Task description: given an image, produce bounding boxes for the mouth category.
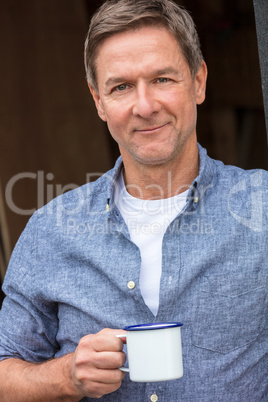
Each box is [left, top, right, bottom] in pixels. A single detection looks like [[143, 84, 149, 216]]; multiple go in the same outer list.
[[135, 123, 169, 134]]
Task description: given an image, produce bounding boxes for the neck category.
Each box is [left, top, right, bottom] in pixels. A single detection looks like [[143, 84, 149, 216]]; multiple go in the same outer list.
[[121, 143, 199, 200]]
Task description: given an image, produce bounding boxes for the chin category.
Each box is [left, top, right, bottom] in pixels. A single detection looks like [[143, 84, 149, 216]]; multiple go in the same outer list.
[[134, 153, 176, 166]]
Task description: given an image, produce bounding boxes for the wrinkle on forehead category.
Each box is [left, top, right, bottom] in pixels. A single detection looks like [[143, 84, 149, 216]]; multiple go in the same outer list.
[[94, 26, 188, 91]]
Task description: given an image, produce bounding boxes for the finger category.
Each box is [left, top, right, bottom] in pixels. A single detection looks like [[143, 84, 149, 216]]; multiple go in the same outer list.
[[93, 351, 126, 370], [92, 368, 125, 384], [98, 329, 127, 347], [81, 332, 125, 353], [76, 366, 125, 389], [95, 336, 124, 352]]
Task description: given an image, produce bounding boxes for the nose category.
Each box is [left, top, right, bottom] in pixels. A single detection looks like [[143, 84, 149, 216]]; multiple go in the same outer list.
[[132, 84, 160, 118]]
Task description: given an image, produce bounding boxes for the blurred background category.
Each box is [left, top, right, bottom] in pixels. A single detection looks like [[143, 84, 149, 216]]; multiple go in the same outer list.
[[0, 0, 267, 301]]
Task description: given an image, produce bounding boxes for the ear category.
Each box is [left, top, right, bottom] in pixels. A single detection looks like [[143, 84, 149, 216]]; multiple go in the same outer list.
[[88, 83, 107, 122], [194, 60, 208, 105]]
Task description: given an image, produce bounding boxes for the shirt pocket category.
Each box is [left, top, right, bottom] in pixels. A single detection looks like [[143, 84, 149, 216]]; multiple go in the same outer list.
[[192, 273, 266, 354]]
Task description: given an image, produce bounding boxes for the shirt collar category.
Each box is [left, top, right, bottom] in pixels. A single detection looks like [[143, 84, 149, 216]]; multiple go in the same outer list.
[[105, 143, 215, 213]]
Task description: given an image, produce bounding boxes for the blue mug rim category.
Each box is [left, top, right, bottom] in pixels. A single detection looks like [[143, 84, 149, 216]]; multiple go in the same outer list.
[[123, 322, 183, 331]]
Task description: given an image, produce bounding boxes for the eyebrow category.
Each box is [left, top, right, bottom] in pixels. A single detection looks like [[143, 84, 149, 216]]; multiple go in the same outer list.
[[153, 67, 179, 76], [104, 77, 127, 89], [104, 67, 179, 89]]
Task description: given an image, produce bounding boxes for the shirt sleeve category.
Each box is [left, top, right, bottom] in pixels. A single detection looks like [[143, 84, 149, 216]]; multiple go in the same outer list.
[[0, 214, 59, 362]]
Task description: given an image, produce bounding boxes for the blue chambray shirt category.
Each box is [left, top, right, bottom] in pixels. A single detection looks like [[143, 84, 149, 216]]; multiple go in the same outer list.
[[0, 144, 267, 401]]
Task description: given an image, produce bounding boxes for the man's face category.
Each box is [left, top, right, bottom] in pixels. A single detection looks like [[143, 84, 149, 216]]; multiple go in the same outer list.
[[90, 26, 207, 167]]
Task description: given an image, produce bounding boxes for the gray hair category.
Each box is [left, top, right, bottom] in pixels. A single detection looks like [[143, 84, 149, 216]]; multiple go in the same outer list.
[[84, 0, 203, 91]]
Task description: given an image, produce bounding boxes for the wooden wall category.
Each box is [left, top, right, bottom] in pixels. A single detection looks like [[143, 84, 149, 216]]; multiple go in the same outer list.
[[0, 0, 116, 253], [183, 0, 268, 168]]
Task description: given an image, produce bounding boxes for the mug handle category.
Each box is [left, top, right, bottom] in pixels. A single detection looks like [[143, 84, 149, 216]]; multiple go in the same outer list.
[[116, 334, 129, 373]]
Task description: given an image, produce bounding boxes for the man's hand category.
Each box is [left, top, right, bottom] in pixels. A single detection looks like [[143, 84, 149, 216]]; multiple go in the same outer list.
[[0, 328, 126, 401], [71, 328, 126, 399]]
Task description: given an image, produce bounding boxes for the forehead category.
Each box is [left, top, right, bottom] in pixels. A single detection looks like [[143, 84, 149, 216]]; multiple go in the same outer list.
[[94, 26, 187, 83], [96, 25, 180, 57]]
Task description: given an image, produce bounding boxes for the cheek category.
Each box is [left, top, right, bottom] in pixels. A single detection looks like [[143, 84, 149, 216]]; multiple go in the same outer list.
[[105, 104, 130, 135], [105, 113, 125, 143], [174, 92, 197, 119]]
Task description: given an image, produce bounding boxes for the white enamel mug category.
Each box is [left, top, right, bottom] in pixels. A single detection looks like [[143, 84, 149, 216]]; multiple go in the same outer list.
[[117, 322, 183, 382]]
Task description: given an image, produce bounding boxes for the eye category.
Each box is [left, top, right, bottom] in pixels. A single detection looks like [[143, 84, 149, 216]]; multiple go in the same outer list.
[[157, 77, 170, 83], [114, 84, 128, 92]]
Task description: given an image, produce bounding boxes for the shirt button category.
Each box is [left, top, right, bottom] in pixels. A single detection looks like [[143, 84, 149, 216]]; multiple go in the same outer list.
[[194, 196, 199, 204], [127, 281, 136, 290], [150, 394, 158, 402]]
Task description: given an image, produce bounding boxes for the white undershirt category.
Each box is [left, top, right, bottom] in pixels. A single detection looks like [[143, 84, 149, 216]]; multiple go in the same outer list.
[[114, 171, 188, 316]]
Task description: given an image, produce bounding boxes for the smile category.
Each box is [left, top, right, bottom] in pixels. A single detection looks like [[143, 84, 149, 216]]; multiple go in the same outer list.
[[135, 123, 169, 134]]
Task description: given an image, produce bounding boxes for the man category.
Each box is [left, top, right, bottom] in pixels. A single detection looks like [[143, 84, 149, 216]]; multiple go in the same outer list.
[[0, 0, 267, 400]]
